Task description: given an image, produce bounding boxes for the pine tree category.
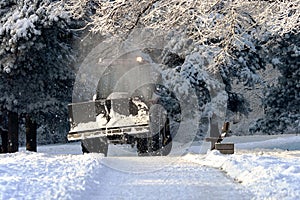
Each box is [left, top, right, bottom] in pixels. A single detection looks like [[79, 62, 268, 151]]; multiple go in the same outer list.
[[0, 0, 80, 151], [252, 33, 300, 134]]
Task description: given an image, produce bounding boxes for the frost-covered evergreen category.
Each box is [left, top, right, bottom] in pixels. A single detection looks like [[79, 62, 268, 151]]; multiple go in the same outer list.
[[252, 33, 300, 134], [0, 0, 79, 144]]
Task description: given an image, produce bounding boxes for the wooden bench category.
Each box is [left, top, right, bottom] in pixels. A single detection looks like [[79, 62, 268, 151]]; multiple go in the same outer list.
[[215, 143, 234, 154], [205, 114, 234, 154]]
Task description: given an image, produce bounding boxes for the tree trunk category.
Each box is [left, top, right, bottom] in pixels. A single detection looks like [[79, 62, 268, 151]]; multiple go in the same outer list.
[[0, 111, 8, 153], [8, 112, 19, 153], [0, 130, 8, 153], [25, 115, 37, 152]]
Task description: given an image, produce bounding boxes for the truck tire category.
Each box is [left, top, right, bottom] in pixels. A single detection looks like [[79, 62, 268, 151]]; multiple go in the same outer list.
[[151, 118, 172, 156], [81, 137, 108, 156], [137, 118, 172, 156]]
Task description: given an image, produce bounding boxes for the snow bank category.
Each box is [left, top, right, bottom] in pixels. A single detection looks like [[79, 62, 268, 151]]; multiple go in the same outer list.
[[208, 151, 299, 199], [0, 152, 103, 199], [185, 135, 300, 199]]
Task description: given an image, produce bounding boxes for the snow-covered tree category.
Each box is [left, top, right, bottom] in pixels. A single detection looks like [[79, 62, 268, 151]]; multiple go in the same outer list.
[[66, 0, 299, 136], [0, 0, 80, 151], [251, 33, 300, 134]]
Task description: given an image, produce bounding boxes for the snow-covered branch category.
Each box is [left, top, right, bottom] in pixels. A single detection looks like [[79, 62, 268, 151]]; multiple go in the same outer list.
[[0, 0, 73, 73]]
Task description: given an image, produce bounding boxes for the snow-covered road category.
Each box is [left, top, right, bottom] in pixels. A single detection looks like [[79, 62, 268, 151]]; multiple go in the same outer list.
[[77, 156, 252, 200], [0, 151, 252, 200]]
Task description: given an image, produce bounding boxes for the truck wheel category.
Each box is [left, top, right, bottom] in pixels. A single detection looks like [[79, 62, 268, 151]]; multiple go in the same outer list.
[[136, 98, 173, 157], [148, 102, 173, 156], [137, 119, 172, 156], [81, 137, 108, 156], [151, 118, 172, 156]]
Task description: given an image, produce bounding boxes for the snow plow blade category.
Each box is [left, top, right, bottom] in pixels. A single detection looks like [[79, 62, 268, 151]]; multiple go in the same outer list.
[[67, 98, 150, 142], [67, 124, 150, 141], [67, 93, 173, 156]]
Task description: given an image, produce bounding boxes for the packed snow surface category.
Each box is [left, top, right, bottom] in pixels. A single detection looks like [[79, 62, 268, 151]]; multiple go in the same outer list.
[[0, 134, 299, 199]]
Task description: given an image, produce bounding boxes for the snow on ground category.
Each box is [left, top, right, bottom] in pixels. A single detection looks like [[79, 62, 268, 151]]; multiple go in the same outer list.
[[0, 134, 299, 199], [0, 151, 103, 199], [80, 156, 252, 200], [187, 134, 300, 200], [185, 150, 300, 199]]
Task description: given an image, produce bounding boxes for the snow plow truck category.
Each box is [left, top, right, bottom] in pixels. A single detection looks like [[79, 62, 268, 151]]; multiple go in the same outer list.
[[67, 53, 180, 156]]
